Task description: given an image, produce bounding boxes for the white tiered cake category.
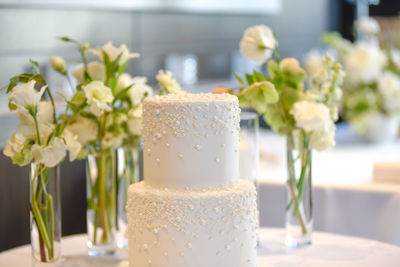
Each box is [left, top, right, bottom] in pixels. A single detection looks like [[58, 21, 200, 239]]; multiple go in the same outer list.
[[127, 93, 258, 267]]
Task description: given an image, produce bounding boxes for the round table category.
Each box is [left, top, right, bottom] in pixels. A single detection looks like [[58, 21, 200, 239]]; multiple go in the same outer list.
[[0, 228, 399, 266]]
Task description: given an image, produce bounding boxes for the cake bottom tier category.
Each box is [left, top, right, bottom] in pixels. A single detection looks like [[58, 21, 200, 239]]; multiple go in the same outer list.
[[126, 179, 258, 267]]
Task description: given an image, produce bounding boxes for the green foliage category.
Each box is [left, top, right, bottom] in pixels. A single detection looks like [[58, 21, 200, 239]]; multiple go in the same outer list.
[[29, 59, 41, 74]]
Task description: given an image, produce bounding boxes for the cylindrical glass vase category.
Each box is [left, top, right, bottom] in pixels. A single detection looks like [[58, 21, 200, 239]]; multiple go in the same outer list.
[[86, 147, 117, 256], [30, 163, 61, 264], [285, 133, 312, 248], [116, 145, 142, 248]]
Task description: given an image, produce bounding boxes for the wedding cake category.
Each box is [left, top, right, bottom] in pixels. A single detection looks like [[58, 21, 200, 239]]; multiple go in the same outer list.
[[126, 93, 258, 267]]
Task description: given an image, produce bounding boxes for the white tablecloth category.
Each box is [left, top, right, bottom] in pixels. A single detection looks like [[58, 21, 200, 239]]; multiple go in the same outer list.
[[0, 228, 399, 267], [257, 126, 400, 245]]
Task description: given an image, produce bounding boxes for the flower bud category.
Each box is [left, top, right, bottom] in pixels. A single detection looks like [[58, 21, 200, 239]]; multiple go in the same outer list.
[[50, 56, 67, 75]]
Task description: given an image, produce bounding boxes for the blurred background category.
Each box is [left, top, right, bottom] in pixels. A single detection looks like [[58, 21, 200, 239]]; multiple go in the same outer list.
[[1, 0, 400, 252]]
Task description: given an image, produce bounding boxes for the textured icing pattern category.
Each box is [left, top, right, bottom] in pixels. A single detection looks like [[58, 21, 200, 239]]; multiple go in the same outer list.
[[127, 180, 258, 267], [143, 93, 240, 189]]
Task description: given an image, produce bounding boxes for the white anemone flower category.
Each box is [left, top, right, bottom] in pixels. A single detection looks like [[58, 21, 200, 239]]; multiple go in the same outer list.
[[82, 81, 113, 116], [239, 24, 277, 65]]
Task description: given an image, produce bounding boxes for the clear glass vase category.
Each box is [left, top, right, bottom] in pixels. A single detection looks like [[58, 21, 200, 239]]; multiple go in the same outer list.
[[285, 133, 312, 248], [116, 145, 142, 249], [86, 147, 117, 256], [30, 163, 61, 264]]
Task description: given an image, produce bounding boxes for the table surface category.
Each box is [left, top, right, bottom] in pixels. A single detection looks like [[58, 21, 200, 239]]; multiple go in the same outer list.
[[1, 228, 399, 267]]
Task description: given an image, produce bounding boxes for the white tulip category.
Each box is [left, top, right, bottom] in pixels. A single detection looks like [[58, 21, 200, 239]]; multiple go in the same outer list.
[[127, 106, 142, 135], [355, 17, 380, 36], [31, 137, 66, 167], [90, 42, 140, 65], [8, 81, 46, 111], [343, 41, 387, 84], [82, 81, 113, 116], [71, 61, 106, 84], [61, 130, 82, 161], [156, 70, 185, 95], [66, 116, 98, 145], [3, 132, 26, 159], [239, 24, 277, 65], [129, 77, 153, 106], [290, 100, 331, 132]]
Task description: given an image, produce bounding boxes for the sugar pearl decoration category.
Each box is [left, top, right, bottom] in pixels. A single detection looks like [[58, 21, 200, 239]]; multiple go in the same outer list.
[[194, 144, 201, 151], [185, 243, 192, 249]]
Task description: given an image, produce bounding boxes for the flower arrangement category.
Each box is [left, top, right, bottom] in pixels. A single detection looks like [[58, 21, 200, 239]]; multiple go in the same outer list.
[[2, 60, 81, 262], [219, 24, 344, 245], [322, 17, 400, 138]]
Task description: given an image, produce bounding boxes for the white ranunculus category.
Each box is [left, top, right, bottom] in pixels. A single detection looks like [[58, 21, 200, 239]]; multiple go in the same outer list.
[[32, 137, 66, 167], [50, 56, 67, 75], [290, 100, 331, 132], [3, 132, 26, 159], [129, 77, 153, 106], [390, 49, 400, 69], [61, 130, 81, 162], [66, 116, 98, 145], [239, 24, 277, 65], [82, 81, 113, 116], [303, 50, 325, 78], [156, 70, 185, 95], [90, 42, 140, 65], [355, 17, 380, 36], [343, 41, 387, 84], [71, 61, 106, 84], [309, 121, 336, 151], [9, 81, 46, 111], [127, 106, 142, 135], [115, 73, 133, 93]]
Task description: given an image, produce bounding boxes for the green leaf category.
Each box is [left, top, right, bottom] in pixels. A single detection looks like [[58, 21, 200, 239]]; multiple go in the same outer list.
[[259, 81, 279, 103], [267, 60, 280, 79], [253, 70, 265, 82], [263, 106, 286, 135], [234, 73, 245, 86], [245, 73, 254, 85], [29, 59, 41, 74]]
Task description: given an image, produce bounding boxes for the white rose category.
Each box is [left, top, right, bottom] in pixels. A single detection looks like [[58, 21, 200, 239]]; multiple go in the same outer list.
[[8, 80, 46, 111], [71, 61, 106, 84], [3, 132, 26, 159], [355, 17, 380, 36], [31, 137, 66, 167], [303, 49, 325, 78], [309, 121, 336, 151], [129, 77, 153, 106], [156, 70, 185, 95], [82, 81, 113, 116], [90, 42, 140, 65], [239, 24, 277, 65], [61, 130, 81, 162], [343, 41, 387, 84], [127, 106, 142, 135], [290, 100, 331, 132], [50, 56, 67, 75], [66, 116, 98, 145]]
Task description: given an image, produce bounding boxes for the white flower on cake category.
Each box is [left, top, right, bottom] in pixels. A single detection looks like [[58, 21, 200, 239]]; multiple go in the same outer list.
[[309, 122, 336, 151], [50, 56, 67, 75], [8, 81, 46, 111], [3, 132, 26, 159], [129, 77, 153, 106], [31, 137, 66, 168], [72, 62, 106, 84], [303, 49, 325, 78], [156, 70, 185, 95], [239, 24, 277, 65], [82, 81, 113, 116], [90, 42, 140, 65], [290, 100, 331, 132], [355, 17, 380, 36], [61, 130, 82, 161], [66, 116, 98, 144], [343, 41, 387, 84]]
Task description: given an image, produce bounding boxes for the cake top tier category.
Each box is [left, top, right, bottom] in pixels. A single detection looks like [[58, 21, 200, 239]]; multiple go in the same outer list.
[[143, 93, 240, 189]]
